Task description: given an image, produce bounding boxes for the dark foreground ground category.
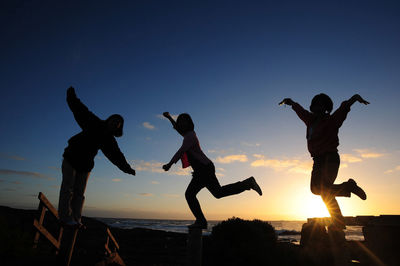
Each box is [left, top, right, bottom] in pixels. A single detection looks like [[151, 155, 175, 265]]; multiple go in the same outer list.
[[0, 205, 319, 266]]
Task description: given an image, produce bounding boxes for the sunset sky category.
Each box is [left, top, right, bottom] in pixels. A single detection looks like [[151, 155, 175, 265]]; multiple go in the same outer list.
[[1, 0, 399, 221]]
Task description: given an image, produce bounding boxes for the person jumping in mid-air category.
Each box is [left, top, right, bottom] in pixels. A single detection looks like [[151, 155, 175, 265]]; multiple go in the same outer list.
[[162, 112, 262, 229], [58, 87, 136, 227], [280, 93, 369, 229]]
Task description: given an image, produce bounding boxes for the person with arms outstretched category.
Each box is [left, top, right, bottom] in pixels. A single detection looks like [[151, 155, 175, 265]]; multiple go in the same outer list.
[[280, 93, 369, 229], [58, 87, 136, 226], [162, 112, 262, 229]]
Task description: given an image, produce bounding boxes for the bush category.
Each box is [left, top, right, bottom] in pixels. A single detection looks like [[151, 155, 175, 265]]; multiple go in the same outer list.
[[204, 217, 277, 266]]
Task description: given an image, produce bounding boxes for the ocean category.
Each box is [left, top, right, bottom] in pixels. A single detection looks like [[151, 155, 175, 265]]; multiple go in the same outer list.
[[96, 218, 365, 245]]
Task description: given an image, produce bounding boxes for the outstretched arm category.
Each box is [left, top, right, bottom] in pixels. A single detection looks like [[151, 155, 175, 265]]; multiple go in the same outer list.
[[279, 98, 312, 126], [162, 133, 193, 171], [163, 112, 184, 136], [163, 112, 177, 127], [332, 94, 369, 127], [279, 98, 295, 106], [66, 86, 100, 130], [346, 94, 370, 107], [101, 138, 136, 176]]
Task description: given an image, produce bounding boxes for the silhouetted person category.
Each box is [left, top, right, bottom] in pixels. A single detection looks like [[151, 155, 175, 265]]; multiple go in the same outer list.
[[280, 93, 369, 229], [162, 112, 262, 229], [58, 87, 135, 226]]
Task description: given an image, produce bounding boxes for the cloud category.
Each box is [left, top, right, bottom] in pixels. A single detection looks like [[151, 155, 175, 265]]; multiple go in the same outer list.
[[241, 142, 261, 147], [12, 181, 22, 184], [135, 160, 164, 173], [112, 178, 122, 182], [138, 193, 153, 197], [215, 167, 226, 177], [163, 193, 180, 198], [384, 165, 400, 174], [151, 181, 160, 185], [48, 166, 60, 171], [250, 154, 312, 174], [215, 154, 248, 164], [134, 160, 191, 176], [354, 149, 385, 159], [170, 168, 191, 176], [0, 169, 55, 180], [0, 153, 25, 161], [341, 154, 362, 163], [207, 149, 232, 155], [142, 122, 156, 130]]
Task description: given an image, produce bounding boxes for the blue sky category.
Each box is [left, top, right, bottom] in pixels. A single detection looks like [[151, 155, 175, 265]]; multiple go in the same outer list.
[[1, 0, 399, 220]]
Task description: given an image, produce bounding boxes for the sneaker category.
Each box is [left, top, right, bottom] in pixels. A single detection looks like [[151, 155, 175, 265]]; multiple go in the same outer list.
[[248, 176, 262, 196], [348, 179, 367, 200], [188, 220, 208, 229]]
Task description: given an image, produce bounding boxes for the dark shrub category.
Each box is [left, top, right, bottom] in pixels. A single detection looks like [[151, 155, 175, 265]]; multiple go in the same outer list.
[[204, 217, 277, 266]]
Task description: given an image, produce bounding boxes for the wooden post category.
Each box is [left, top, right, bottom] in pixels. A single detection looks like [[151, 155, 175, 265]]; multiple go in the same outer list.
[[33, 192, 64, 253], [327, 226, 351, 266], [33, 202, 46, 248], [103, 228, 126, 266], [58, 225, 81, 266], [66, 228, 79, 266], [187, 228, 202, 266]]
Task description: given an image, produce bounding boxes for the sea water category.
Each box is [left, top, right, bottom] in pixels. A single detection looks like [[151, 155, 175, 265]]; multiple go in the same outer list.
[[96, 218, 364, 244]]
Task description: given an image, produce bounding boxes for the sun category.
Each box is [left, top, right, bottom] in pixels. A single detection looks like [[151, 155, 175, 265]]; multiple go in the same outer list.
[[303, 196, 330, 218]]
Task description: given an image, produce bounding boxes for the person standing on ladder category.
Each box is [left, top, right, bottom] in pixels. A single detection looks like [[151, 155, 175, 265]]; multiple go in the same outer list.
[[58, 86, 136, 227]]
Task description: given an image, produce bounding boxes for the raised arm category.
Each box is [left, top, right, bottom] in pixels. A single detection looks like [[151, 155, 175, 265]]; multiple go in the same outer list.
[[101, 138, 136, 175], [345, 94, 370, 107], [279, 98, 312, 126], [66, 87, 100, 130], [332, 94, 369, 127], [163, 112, 184, 136]]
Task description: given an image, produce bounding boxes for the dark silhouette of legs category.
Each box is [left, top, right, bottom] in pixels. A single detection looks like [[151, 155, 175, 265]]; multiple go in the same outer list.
[[71, 171, 90, 223], [185, 176, 207, 224], [185, 164, 261, 228], [311, 152, 349, 228], [206, 176, 255, 198], [58, 159, 90, 225]]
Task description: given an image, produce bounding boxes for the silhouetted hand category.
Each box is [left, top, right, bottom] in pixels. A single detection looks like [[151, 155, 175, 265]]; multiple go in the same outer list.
[[67, 86, 76, 98], [163, 112, 171, 118], [162, 163, 172, 171], [355, 94, 369, 105], [279, 98, 294, 106], [126, 168, 136, 176]]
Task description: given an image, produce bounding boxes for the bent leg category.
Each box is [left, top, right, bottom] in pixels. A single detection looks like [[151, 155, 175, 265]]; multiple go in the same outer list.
[[207, 175, 252, 199], [58, 160, 76, 221], [71, 171, 90, 223], [185, 176, 207, 222], [311, 153, 346, 228]]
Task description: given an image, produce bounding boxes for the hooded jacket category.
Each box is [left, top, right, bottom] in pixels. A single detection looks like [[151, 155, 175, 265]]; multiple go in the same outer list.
[[63, 91, 133, 173]]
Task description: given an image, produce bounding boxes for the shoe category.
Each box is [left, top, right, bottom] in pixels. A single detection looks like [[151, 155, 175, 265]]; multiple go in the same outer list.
[[348, 179, 367, 200], [188, 220, 207, 229], [248, 176, 262, 196]]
